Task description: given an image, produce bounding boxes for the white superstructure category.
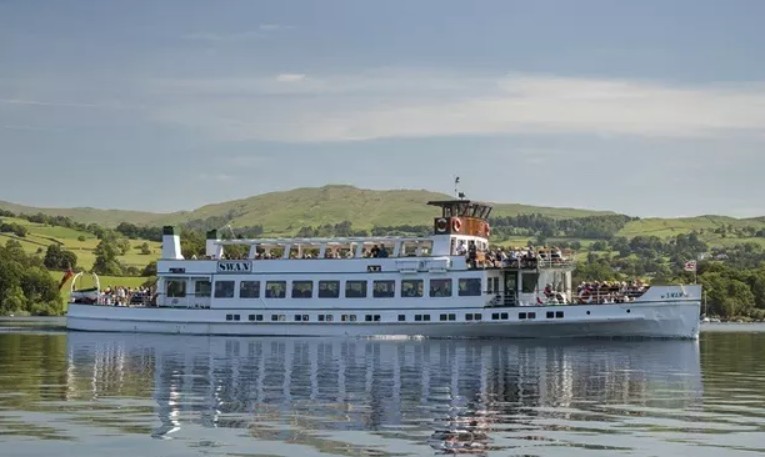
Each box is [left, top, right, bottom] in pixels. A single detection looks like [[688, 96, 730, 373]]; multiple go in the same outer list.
[[66, 200, 701, 338]]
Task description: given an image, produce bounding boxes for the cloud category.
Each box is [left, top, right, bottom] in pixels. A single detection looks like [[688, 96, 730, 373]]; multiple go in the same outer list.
[[143, 70, 765, 143], [0, 98, 103, 108], [258, 24, 294, 32], [275, 73, 306, 83], [2, 124, 62, 132], [182, 24, 294, 42]]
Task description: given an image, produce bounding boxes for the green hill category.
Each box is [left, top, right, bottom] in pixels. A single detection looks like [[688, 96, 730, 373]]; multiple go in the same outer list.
[[0, 185, 611, 232], [1, 185, 763, 248]]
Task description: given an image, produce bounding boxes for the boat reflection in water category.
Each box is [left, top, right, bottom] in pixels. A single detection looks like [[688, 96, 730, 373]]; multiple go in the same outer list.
[[65, 334, 702, 455]]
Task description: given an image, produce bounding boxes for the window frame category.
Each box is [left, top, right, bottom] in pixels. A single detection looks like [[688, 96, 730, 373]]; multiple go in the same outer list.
[[458, 278, 482, 297], [318, 280, 340, 298], [291, 280, 314, 299], [265, 281, 287, 299], [401, 279, 424, 298], [429, 278, 453, 298], [214, 280, 235, 298], [239, 280, 260, 299], [373, 280, 395, 298], [345, 280, 367, 298]]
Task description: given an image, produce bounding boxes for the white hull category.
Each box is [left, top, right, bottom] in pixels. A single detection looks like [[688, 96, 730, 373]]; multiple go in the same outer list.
[[67, 300, 701, 339]]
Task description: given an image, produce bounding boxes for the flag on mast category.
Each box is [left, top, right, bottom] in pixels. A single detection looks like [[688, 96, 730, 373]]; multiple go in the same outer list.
[[58, 265, 74, 290], [684, 260, 697, 272]]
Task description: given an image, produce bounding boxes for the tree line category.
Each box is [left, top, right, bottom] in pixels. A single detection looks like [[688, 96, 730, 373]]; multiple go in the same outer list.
[[1, 208, 764, 319]]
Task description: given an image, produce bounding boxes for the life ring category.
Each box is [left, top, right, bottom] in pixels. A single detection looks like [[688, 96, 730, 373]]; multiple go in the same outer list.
[[578, 290, 591, 304], [452, 218, 462, 232], [436, 218, 448, 233]]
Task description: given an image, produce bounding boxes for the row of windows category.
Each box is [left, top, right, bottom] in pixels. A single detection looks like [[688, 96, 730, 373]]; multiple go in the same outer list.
[[225, 310, 566, 323], [182, 278, 483, 299]]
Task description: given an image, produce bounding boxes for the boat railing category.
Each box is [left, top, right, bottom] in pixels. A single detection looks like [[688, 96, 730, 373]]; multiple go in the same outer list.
[[468, 257, 576, 270], [486, 287, 648, 307], [573, 287, 648, 305], [73, 292, 213, 309]]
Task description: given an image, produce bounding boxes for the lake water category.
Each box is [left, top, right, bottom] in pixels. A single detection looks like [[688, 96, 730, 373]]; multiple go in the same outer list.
[[1, 321, 764, 457]]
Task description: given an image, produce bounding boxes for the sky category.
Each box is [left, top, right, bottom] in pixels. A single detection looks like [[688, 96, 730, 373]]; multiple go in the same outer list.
[[1, 0, 764, 218]]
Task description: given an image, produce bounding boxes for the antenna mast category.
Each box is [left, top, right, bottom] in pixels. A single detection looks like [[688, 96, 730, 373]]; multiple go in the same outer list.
[[454, 176, 465, 200]]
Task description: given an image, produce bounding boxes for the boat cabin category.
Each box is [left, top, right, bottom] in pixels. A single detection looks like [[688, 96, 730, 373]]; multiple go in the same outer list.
[[428, 200, 492, 238]]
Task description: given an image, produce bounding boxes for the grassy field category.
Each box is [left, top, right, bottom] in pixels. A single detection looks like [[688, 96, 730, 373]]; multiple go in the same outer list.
[[0, 216, 160, 270]]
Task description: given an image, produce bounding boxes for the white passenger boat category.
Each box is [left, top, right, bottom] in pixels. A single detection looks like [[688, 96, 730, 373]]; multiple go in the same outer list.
[[66, 200, 702, 338]]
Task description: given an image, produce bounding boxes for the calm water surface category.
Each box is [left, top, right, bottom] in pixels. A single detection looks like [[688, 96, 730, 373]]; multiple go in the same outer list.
[[1, 321, 764, 457]]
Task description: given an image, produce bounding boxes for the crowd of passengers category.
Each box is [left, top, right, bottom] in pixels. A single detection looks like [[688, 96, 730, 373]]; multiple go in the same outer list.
[[90, 286, 155, 306], [196, 244, 400, 260], [575, 280, 648, 304], [456, 240, 567, 269]]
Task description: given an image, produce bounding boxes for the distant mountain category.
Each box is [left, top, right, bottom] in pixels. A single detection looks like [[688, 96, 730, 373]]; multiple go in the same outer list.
[[0, 185, 613, 232], [1, 185, 763, 240]]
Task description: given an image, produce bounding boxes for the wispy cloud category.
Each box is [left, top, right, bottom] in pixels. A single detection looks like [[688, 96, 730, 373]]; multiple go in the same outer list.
[[198, 172, 235, 182], [275, 73, 306, 83], [0, 97, 136, 110], [144, 70, 765, 143], [2, 124, 62, 132], [182, 24, 294, 42], [0, 98, 102, 108]]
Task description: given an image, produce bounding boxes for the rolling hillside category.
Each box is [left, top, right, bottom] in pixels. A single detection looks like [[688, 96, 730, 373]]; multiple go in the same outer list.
[[1, 185, 612, 232], [0, 216, 160, 271], [1, 185, 763, 246]]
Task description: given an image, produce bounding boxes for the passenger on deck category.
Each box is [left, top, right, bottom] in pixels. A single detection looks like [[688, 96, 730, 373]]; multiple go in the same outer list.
[[467, 241, 477, 268], [370, 244, 380, 258], [456, 240, 467, 256], [378, 245, 389, 258]]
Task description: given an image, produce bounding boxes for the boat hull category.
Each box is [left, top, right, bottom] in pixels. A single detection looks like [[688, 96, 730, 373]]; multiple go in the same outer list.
[[66, 300, 701, 339]]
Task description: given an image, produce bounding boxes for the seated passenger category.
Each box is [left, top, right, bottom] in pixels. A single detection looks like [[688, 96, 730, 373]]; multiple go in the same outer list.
[[378, 245, 389, 258], [370, 244, 380, 258]]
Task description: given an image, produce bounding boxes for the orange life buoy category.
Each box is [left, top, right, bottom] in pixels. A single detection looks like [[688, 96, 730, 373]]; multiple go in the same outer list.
[[452, 218, 462, 232], [436, 218, 448, 233]]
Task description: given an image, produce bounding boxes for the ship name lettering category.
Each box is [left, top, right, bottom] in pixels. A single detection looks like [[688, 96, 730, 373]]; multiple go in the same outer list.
[[217, 261, 252, 273]]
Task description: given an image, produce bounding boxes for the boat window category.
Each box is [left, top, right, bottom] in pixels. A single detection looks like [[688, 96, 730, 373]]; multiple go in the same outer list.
[[429, 279, 452, 298], [505, 274, 517, 292], [401, 279, 423, 298], [167, 280, 186, 298], [458, 278, 482, 296], [398, 314, 406, 321], [265, 281, 287, 299], [214, 281, 235, 298], [291, 281, 313, 298], [194, 280, 211, 298], [521, 273, 539, 294], [345, 281, 367, 298], [373, 280, 395, 298], [318, 280, 340, 298], [239, 281, 260, 298]]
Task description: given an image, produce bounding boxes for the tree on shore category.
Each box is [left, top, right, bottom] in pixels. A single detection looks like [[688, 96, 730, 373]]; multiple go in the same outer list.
[[0, 240, 62, 316], [43, 244, 78, 270]]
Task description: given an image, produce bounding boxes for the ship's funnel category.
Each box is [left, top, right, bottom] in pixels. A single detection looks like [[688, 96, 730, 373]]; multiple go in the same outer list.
[[161, 226, 184, 260]]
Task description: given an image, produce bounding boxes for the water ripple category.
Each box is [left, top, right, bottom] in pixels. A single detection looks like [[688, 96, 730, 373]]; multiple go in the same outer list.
[[0, 327, 764, 456]]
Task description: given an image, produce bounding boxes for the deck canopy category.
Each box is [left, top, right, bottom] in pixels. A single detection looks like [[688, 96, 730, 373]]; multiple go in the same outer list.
[[427, 200, 493, 220]]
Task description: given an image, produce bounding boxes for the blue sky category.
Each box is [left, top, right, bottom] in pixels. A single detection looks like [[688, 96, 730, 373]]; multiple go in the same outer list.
[[1, 0, 764, 217]]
